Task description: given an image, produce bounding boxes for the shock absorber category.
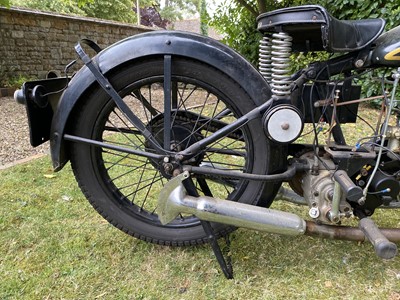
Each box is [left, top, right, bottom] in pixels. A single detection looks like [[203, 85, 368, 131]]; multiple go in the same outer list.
[[270, 32, 293, 97], [260, 32, 303, 144], [259, 32, 293, 97], [259, 35, 273, 82]]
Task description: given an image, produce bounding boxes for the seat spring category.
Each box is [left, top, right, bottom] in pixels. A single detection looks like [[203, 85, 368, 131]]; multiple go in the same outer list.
[[270, 32, 293, 97], [259, 35, 273, 82]]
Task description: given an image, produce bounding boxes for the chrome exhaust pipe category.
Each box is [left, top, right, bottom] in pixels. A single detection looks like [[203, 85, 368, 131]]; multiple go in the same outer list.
[[157, 172, 306, 236]]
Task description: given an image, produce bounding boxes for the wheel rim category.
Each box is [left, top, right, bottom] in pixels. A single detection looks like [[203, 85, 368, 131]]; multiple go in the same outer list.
[[89, 75, 254, 228]]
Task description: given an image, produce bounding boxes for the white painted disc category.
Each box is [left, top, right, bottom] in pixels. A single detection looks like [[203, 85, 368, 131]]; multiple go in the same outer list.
[[265, 106, 303, 143]]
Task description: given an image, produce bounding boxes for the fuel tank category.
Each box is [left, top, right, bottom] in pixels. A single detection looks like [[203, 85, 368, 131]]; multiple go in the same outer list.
[[371, 25, 400, 67]]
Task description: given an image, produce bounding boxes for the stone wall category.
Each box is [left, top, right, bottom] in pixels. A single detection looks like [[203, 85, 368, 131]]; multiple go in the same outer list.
[[0, 7, 154, 82]]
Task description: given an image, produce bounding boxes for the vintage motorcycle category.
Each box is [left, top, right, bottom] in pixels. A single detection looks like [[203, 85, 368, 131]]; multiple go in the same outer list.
[[15, 5, 400, 278]]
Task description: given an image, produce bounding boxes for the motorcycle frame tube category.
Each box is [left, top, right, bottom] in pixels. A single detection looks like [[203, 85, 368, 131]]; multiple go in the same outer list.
[[49, 31, 274, 171], [67, 42, 282, 171], [49, 31, 376, 172], [75, 43, 276, 161]]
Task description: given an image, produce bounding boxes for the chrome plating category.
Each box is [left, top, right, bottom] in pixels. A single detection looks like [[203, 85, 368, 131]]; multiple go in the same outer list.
[[271, 32, 293, 97], [157, 172, 306, 236], [259, 35, 273, 82]]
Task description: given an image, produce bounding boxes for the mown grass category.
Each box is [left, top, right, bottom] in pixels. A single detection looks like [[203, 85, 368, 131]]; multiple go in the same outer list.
[[2, 158, 400, 299], [1, 104, 400, 299]]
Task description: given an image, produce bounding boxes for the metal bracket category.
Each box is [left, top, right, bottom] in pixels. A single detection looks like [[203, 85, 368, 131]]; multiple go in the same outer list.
[[74, 40, 165, 154], [157, 171, 234, 279]]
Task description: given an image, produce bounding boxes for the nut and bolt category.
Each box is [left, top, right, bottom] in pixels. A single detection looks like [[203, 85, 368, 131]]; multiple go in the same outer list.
[[355, 59, 364, 68], [309, 206, 320, 218], [163, 163, 173, 173], [360, 168, 369, 176]]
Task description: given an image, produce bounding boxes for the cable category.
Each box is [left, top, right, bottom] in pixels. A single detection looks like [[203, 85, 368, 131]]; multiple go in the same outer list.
[[308, 64, 332, 171], [361, 141, 400, 161]]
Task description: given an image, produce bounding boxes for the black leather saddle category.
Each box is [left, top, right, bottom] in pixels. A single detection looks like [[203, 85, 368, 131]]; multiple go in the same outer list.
[[257, 5, 385, 53]]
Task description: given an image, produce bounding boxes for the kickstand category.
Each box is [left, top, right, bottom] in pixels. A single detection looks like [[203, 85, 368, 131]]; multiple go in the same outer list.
[[201, 220, 234, 279]]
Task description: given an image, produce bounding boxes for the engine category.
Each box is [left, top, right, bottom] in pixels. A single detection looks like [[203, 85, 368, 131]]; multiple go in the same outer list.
[[291, 151, 352, 223], [291, 148, 400, 224]]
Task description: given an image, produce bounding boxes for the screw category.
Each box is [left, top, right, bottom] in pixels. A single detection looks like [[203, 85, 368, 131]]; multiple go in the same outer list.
[[309, 207, 320, 218]]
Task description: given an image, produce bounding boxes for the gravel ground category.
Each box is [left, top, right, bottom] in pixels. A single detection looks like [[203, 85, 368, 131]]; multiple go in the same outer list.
[[0, 97, 49, 168]]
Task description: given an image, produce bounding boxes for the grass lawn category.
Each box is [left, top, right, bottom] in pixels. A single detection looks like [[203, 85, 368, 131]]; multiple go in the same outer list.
[[1, 104, 400, 299]]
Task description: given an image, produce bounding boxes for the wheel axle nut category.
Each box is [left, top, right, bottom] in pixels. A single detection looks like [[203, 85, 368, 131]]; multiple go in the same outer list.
[[164, 163, 173, 173]]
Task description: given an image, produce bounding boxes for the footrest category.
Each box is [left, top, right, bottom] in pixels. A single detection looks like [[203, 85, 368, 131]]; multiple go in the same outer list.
[[359, 218, 398, 259]]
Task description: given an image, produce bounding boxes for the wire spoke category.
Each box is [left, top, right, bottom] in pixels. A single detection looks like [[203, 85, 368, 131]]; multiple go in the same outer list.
[[96, 74, 250, 227], [140, 170, 160, 210], [102, 149, 150, 165], [131, 89, 159, 117]]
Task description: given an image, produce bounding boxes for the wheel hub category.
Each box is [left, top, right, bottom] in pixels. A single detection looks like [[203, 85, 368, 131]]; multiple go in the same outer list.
[[145, 112, 205, 177]]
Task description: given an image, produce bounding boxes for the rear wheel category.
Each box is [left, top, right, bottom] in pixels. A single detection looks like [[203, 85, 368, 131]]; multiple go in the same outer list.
[[69, 57, 279, 245]]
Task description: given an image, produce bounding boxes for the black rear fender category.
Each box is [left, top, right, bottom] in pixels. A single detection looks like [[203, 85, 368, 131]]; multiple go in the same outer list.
[[51, 31, 272, 170]]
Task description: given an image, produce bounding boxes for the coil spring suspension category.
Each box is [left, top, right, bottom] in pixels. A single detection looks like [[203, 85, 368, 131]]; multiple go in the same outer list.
[[259, 35, 273, 82], [259, 32, 293, 97]]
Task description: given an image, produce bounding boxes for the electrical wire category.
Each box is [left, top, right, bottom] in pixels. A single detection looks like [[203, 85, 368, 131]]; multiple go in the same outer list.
[[361, 141, 400, 161], [362, 69, 400, 199], [343, 105, 376, 133], [308, 64, 332, 171]]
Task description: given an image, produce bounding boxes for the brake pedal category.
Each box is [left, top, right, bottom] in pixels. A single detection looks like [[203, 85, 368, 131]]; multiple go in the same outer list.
[[359, 217, 398, 259]]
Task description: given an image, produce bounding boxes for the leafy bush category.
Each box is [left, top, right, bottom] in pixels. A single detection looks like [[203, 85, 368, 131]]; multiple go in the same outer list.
[[0, 75, 35, 88], [211, 0, 400, 104], [211, 3, 261, 65], [324, 0, 400, 104]]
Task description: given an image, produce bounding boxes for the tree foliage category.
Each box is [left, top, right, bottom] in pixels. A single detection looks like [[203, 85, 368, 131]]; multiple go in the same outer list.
[[212, 0, 400, 101], [212, 0, 400, 62], [322, 0, 400, 99], [211, 3, 260, 63], [0, 0, 10, 7], [9, 0, 201, 25], [138, 6, 170, 28], [81, 0, 137, 23], [211, 0, 303, 64], [11, 0, 86, 15], [324, 0, 400, 30], [161, 0, 199, 21], [199, 0, 208, 35]]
